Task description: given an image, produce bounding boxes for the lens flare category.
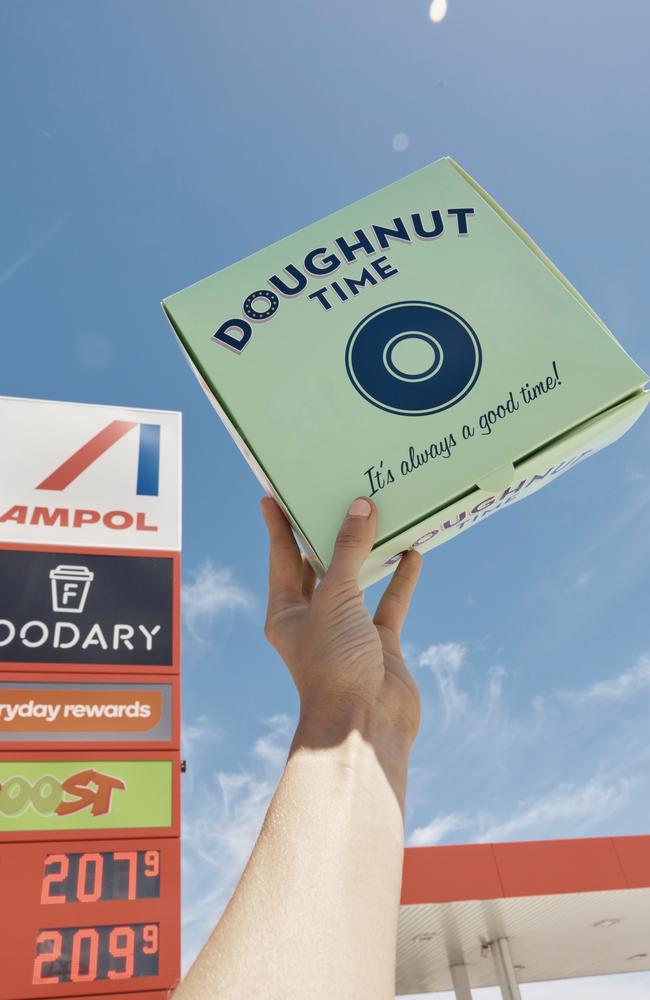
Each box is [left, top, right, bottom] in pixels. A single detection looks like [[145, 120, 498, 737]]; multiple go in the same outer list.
[[429, 0, 448, 23]]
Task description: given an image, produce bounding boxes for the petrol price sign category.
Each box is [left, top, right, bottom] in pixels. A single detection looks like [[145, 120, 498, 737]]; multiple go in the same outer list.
[[0, 398, 182, 999], [0, 837, 180, 999], [34, 923, 161, 985]]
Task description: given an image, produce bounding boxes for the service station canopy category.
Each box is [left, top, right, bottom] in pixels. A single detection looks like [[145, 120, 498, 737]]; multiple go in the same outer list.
[[397, 835, 650, 995]]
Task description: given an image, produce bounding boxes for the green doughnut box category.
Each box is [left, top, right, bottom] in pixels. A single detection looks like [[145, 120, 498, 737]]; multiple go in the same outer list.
[[163, 157, 648, 589]]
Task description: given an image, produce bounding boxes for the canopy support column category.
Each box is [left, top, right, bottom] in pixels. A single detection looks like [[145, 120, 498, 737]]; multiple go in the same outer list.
[[450, 962, 473, 999], [491, 937, 522, 1000]]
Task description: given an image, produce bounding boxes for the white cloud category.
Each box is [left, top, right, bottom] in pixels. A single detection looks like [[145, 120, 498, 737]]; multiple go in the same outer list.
[[578, 655, 650, 702], [406, 775, 633, 849], [182, 714, 222, 760], [476, 777, 633, 844], [402, 640, 419, 665], [538, 479, 650, 642], [406, 641, 650, 857], [575, 570, 592, 589], [252, 713, 293, 769], [408, 812, 466, 847], [419, 642, 466, 672], [417, 642, 468, 718], [182, 560, 253, 640], [181, 713, 293, 968], [486, 664, 507, 711], [532, 653, 650, 714], [531, 693, 546, 713]]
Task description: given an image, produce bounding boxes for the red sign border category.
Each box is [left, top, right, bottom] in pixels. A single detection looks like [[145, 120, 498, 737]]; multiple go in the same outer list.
[[0, 670, 180, 752], [66, 994, 173, 1000], [0, 543, 180, 675], [0, 750, 182, 844], [0, 836, 180, 1000]]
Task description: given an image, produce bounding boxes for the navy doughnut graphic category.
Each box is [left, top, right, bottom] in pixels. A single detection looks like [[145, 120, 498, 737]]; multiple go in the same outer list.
[[345, 301, 482, 415], [244, 289, 279, 321]]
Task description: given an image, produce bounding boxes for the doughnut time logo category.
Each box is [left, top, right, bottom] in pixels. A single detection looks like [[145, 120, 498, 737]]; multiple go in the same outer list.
[[345, 302, 482, 416], [210, 207, 476, 353]]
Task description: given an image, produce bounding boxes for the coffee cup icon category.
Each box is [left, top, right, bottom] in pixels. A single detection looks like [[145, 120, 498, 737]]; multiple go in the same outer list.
[[50, 565, 94, 614]]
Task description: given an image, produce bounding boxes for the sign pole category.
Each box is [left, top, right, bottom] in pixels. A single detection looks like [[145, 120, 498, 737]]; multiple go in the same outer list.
[[0, 396, 182, 1000]]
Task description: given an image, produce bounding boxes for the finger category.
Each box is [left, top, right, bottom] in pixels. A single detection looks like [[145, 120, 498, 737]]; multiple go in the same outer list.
[[260, 497, 304, 605], [373, 549, 422, 638], [301, 557, 318, 602], [326, 497, 377, 585]]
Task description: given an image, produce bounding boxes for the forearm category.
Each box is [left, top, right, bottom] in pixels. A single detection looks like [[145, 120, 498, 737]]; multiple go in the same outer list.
[[175, 710, 410, 1000]]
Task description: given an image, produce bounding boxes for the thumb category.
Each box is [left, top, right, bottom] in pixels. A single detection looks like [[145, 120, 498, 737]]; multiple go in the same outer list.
[[326, 497, 377, 585]]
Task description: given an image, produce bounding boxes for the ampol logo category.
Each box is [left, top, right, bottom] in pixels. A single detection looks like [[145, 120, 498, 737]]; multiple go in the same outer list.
[[0, 398, 180, 549], [37, 420, 161, 497]]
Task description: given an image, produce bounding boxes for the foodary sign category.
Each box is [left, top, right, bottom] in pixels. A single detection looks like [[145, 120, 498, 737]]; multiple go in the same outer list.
[[0, 397, 181, 550], [0, 548, 176, 670]]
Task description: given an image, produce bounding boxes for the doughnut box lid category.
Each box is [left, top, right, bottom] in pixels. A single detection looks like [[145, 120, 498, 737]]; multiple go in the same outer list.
[[162, 157, 648, 589]]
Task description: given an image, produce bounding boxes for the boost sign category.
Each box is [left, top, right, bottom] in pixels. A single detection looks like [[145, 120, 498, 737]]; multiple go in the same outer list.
[[0, 547, 178, 671], [0, 757, 175, 836]]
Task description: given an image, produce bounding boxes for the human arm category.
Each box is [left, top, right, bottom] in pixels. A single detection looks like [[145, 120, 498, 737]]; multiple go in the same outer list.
[[173, 496, 422, 1000]]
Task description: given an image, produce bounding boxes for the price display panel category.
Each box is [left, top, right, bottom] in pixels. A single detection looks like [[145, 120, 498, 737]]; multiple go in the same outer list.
[[0, 838, 180, 999]]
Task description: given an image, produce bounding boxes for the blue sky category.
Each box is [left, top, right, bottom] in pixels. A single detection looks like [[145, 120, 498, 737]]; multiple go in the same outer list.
[[3, 1, 650, 995]]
